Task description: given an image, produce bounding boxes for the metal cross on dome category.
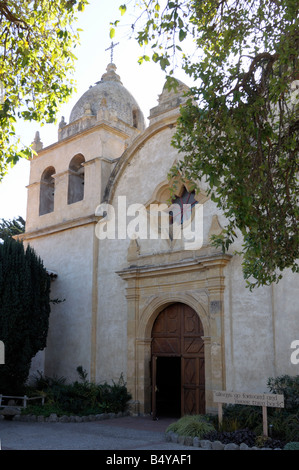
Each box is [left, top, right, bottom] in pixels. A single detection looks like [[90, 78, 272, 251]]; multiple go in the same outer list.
[[105, 41, 119, 63]]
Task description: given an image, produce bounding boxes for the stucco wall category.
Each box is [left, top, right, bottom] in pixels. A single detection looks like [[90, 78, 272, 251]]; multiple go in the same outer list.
[[26, 224, 95, 383]]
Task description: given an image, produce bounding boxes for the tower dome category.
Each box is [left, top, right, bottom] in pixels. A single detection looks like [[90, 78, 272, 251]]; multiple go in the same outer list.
[[68, 63, 145, 132]]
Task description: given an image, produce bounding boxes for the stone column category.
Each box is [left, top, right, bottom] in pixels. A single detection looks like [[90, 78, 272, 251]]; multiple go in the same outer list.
[[204, 256, 231, 410], [52, 170, 68, 214], [25, 181, 40, 231], [122, 271, 140, 407], [136, 338, 152, 414], [82, 157, 103, 209]]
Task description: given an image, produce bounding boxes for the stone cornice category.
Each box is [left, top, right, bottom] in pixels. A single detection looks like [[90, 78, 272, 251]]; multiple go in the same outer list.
[[117, 252, 232, 280], [32, 121, 133, 159], [17, 214, 99, 241]]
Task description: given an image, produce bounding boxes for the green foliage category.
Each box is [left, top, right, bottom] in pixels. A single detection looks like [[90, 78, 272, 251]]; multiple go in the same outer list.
[[76, 365, 88, 382], [0, 238, 51, 394], [282, 413, 299, 442], [284, 442, 299, 450], [0, 216, 25, 241], [29, 370, 66, 390], [267, 375, 299, 412], [166, 376, 299, 445], [97, 375, 132, 414], [166, 414, 215, 438], [24, 369, 132, 416], [218, 416, 241, 433], [0, 0, 88, 179], [221, 376, 299, 443], [114, 0, 299, 289], [255, 434, 270, 448], [223, 404, 262, 432]]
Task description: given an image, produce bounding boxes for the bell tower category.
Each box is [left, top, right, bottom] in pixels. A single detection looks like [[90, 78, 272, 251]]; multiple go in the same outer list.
[[22, 63, 145, 382], [25, 63, 145, 234]]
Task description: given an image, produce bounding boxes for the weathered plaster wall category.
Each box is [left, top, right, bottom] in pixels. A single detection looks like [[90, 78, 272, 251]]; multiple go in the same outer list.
[[26, 224, 95, 383], [272, 273, 299, 376]]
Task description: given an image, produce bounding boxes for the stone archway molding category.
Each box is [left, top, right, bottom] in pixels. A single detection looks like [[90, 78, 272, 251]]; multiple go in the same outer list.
[[134, 294, 212, 415], [137, 292, 209, 341], [118, 252, 231, 415]]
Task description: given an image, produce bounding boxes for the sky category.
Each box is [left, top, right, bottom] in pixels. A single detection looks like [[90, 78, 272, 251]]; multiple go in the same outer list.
[[0, 0, 194, 222]]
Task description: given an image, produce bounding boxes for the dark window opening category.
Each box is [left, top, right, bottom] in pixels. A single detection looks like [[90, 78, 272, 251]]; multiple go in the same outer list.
[[68, 154, 85, 204], [39, 166, 55, 215], [169, 188, 198, 225]]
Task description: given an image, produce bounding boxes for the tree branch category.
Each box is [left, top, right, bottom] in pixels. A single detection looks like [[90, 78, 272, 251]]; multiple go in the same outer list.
[[0, 1, 29, 29], [226, 52, 279, 97]]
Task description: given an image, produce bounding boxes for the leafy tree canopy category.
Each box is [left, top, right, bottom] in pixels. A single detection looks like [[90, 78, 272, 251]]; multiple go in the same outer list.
[[0, 0, 88, 180], [112, 0, 299, 289], [0, 215, 25, 241]]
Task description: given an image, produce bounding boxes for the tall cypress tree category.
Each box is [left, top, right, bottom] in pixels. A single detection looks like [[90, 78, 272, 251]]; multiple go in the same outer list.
[[0, 238, 51, 394]]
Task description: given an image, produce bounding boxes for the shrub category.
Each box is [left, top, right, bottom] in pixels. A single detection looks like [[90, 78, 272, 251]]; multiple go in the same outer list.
[[219, 417, 241, 432], [284, 442, 299, 450], [98, 376, 132, 413], [202, 428, 285, 449], [166, 415, 215, 438], [0, 239, 51, 394], [282, 413, 299, 442], [23, 368, 131, 417], [29, 371, 67, 390], [222, 404, 262, 432], [262, 438, 285, 449], [204, 428, 257, 447], [267, 375, 299, 412], [255, 434, 270, 448]]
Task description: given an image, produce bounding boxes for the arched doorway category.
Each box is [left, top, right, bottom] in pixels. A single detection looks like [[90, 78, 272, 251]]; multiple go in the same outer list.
[[151, 303, 205, 419]]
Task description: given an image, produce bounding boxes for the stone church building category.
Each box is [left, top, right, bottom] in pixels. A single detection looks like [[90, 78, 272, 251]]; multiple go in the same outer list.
[[21, 62, 298, 418]]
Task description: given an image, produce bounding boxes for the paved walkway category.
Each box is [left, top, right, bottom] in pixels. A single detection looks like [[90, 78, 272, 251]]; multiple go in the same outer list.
[[0, 415, 204, 451]]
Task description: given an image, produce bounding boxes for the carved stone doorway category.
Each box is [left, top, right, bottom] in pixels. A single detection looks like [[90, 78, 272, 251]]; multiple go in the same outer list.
[[151, 303, 205, 419]]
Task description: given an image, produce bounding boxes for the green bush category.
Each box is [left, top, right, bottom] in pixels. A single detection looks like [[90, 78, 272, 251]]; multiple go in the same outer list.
[[282, 413, 299, 442], [219, 376, 299, 443], [23, 368, 131, 417], [221, 403, 299, 442], [165, 376, 299, 445], [284, 442, 299, 450], [166, 415, 215, 438], [222, 404, 262, 432], [267, 375, 299, 412], [98, 378, 132, 413], [0, 239, 51, 394]]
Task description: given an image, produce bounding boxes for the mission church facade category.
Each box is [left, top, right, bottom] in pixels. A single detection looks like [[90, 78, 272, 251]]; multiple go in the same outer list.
[[21, 61, 298, 417]]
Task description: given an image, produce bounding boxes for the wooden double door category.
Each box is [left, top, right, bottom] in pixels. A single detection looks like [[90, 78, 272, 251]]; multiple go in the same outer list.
[[151, 303, 205, 419]]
